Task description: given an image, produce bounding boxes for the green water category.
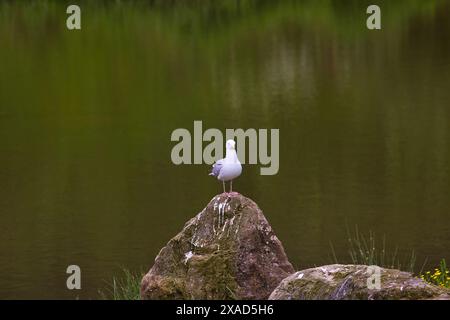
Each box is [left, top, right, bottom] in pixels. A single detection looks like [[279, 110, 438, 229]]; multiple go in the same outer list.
[[0, 0, 449, 299]]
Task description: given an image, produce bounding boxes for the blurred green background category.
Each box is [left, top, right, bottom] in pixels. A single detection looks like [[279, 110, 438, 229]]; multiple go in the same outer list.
[[0, 0, 449, 298]]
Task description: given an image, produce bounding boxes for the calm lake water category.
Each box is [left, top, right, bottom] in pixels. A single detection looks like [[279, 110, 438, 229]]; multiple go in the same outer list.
[[0, 1, 449, 299]]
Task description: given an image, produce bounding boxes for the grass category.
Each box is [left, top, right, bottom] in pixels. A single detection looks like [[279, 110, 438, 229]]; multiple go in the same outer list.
[[330, 225, 418, 274], [329, 226, 450, 291], [420, 259, 450, 288], [99, 268, 145, 300]]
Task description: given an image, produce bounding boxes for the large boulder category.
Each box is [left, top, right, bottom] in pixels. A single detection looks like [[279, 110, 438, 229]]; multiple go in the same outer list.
[[269, 264, 450, 300], [141, 192, 294, 300]]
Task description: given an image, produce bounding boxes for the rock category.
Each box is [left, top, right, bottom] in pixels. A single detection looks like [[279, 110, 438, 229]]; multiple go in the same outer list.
[[269, 264, 450, 300], [141, 192, 294, 300]]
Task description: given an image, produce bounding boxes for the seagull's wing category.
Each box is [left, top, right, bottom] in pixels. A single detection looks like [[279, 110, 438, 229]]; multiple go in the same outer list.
[[209, 159, 224, 177]]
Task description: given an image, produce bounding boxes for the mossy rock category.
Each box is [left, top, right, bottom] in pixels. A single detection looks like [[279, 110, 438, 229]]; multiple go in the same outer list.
[[269, 264, 450, 300], [141, 192, 294, 300]]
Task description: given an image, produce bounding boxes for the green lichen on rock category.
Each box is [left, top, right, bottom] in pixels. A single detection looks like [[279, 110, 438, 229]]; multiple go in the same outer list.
[[141, 192, 294, 300], [186, 249, 238, 299], [269, 264, 450, 300]]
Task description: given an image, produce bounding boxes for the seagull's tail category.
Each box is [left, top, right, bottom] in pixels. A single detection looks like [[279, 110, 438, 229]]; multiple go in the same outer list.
[[209, 161, 222, 178]]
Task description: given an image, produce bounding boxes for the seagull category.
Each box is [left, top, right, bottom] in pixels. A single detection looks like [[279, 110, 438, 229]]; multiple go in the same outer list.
[[209, 139, 242, 193]]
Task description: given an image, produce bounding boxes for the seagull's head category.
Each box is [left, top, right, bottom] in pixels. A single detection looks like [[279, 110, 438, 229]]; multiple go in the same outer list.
[[226, 139, 236, 150]]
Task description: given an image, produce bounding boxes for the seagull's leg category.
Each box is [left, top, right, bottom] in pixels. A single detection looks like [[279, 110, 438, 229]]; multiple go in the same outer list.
[[222, 181, 226, 193], [230, 180, 233, 193]]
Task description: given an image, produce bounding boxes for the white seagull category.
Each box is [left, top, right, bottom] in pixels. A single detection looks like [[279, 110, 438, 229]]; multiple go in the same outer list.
[[209, 139, 242, 193]]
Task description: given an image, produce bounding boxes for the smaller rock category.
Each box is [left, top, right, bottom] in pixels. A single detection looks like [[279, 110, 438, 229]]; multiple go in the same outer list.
[[269, 264, 450, 300]]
